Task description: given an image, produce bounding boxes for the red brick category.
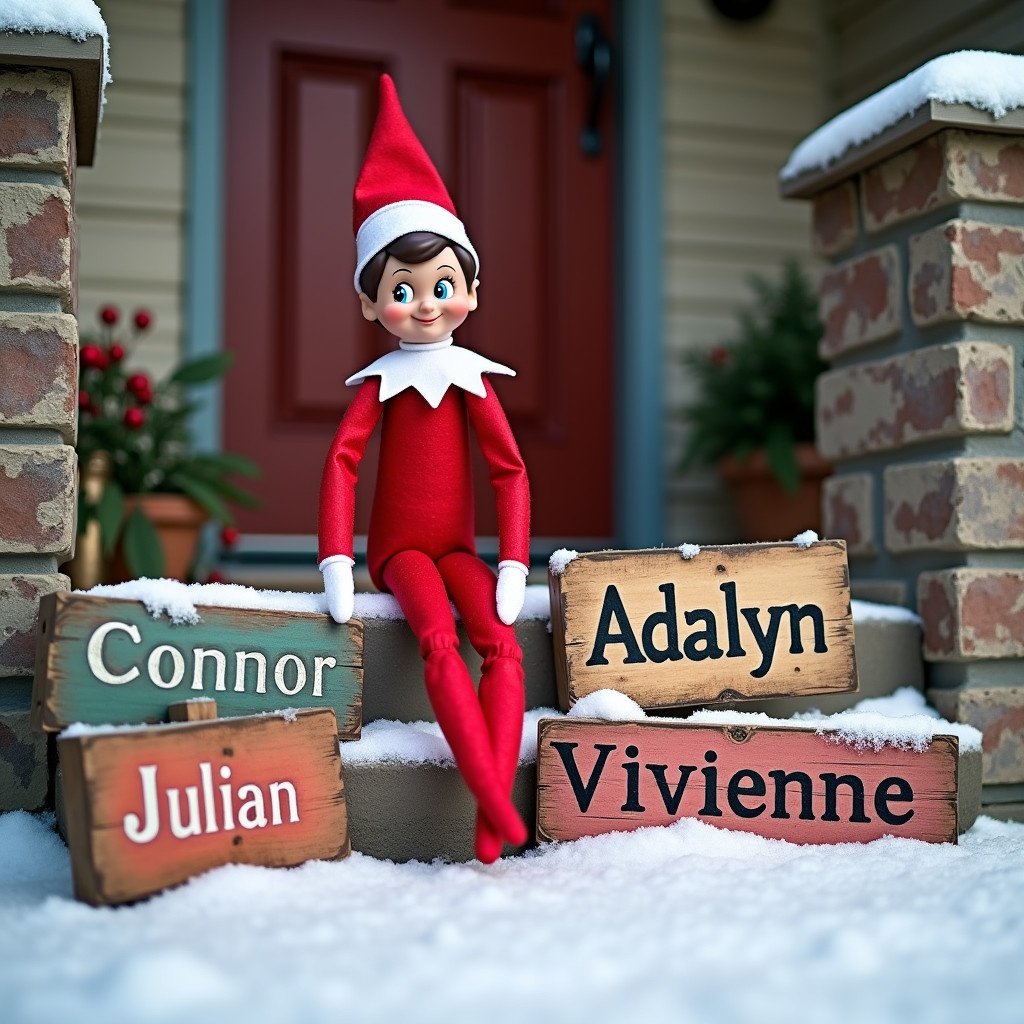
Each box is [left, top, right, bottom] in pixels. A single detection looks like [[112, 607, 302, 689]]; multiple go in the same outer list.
[[861, 131, 1024, 233], [884, 458, 1024, 552], [821, 473, 875, 556], [0, 573, 68, 676], [819, 245, 900, 358], [0, 445, 76, 558], [0, 312, 77, 442], [812, 180, 858, 257], [816, 341, 1013, 459], [910, 218, 1024, 327], [0, 70, 72, 180], [928, 686, 1024, 784], [919, 569, 1024, 662], [862, 134, 947, 233], [0, 183, 72, 309]]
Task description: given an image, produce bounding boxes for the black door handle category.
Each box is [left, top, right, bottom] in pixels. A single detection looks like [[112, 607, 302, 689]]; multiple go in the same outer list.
[[575, 12, 611, 158]]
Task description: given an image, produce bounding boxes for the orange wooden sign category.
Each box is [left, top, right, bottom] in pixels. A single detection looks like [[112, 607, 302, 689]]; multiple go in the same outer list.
[[59, 708, 349, 905], [536, 718, 959, 846]]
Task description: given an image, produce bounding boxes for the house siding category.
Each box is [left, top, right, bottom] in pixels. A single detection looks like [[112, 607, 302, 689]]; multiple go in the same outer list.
[[663, 0, 828, 542], [829, 0, 1024, 110], [76, 0, 186, 379]]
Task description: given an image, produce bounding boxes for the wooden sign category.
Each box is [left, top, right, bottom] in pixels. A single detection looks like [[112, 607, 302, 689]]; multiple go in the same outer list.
[[33, 593, 363, 739], [536, 718, 959, 846], [548, 542, 857, 710], [59, 707, 349, 905]]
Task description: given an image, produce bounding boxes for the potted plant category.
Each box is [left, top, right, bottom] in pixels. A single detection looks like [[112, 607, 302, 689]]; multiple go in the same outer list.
[[69, 305, 259, 585], [678, 260, 830, 542]]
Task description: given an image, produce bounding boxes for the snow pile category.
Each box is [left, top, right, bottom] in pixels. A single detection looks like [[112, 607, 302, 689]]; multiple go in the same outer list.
[[678, 543, 701, 559], [1, 809, 1023, 1023], [84, 578, 553, 625], [548, 548, 578, 575], [568, 688, 647, 721], [0, 0, 110, 99], [782, 50, 1024, 180], [342, 707, 555, 767], [792, 529, 818, 549], [851, 599, 921, 625]]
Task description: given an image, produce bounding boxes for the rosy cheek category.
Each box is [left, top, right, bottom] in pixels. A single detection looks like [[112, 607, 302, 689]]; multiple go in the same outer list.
[[445, 297, 470, 320], [382, 304, 408, 328]]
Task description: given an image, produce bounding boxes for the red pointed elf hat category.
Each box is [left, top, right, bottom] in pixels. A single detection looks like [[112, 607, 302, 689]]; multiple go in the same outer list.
[[353, 74, 478, 291]]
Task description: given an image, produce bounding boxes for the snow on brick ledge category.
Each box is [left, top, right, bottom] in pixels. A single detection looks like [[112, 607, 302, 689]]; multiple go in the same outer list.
[[782, 50, 1024, 184], [0, 0, 110, 98]]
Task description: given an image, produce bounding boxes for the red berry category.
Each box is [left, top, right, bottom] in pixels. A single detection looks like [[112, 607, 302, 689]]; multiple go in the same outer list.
[[709, 346, 730, 367], [123, 407, 145, 429], [207, 569, 226, 585], [220, 525, 240, 547], [127, 372, 151, 398], [80, 344, 107, 370], [133, 309, 153, 331], [109, 342, 125, 363], [78, 390, 91, 410], [99, 304, 119, 326]]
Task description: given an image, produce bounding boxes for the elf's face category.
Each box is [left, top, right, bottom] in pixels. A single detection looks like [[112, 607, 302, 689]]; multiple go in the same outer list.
[[358, 247, 479, 344]]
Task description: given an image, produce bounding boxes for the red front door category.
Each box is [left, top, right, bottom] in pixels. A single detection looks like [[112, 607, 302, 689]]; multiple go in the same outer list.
[[224, 0, 615, 547]]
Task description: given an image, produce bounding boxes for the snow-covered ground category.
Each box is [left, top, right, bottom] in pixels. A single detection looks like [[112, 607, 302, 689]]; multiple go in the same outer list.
[[1, 809, 1022, 1024]]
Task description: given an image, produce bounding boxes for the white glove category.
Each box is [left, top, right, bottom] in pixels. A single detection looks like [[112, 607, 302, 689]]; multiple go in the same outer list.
[[320, 555, 354, 624], [496, 561, 528, 625]]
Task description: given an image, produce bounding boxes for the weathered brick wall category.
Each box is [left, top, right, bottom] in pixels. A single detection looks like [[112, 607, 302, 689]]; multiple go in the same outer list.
[[0, 69, 80, 810], [791, 120, 1024, 807]]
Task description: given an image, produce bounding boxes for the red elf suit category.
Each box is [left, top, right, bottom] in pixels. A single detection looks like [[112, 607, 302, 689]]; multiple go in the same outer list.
[[318, 75, 530, 862]]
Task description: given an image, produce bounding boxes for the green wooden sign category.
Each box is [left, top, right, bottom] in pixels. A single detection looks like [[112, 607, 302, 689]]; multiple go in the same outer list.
[[33, 593, 363, 739]]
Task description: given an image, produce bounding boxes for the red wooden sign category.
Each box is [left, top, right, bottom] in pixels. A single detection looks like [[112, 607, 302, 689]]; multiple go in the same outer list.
[[536, 718, 959, 846], [59, 708, 349, 905]]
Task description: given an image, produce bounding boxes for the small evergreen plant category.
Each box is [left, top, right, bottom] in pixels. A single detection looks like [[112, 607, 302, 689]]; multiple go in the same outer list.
[[678, 260, 825, 493]]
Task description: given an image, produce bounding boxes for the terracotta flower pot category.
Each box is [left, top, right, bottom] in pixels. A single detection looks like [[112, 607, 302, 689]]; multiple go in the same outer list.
[[718, 443, 831, 543], [108, 494, 208, 583]]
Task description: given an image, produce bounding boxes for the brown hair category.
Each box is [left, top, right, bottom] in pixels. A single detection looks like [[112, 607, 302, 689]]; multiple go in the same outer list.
[[359, 231, 477, 300]]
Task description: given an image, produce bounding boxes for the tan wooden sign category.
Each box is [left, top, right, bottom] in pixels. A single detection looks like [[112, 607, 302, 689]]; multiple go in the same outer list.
[[536, 718, 959, 846], [33, 593, 363, 739], [548, 542, 857, 710], [59, 708, 349, 905]]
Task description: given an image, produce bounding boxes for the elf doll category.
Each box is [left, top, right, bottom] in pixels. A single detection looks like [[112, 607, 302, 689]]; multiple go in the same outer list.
[[319, 75, 530, 863]]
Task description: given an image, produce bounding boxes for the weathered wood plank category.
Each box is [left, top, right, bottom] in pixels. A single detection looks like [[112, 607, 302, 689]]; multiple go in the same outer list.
[[536, 718, 959, 846], [167, 699, 218, 722], [59, 707, 349, 905], [548, 542, 857, 710], [33, 593, 363, 739]]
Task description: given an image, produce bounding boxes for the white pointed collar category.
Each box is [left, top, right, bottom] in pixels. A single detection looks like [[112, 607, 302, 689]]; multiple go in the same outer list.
[[345, 336, 515, 408]]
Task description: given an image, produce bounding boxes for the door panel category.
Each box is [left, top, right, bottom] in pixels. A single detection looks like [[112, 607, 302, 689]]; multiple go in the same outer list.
[[225, 0, 614, 542]]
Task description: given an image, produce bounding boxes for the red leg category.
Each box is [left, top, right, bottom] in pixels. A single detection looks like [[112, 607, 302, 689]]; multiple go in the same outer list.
[[437, 553, 526, 862], [383, 550, 525, 848]]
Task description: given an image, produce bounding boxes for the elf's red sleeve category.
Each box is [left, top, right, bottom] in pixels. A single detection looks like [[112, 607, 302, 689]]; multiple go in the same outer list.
[[466, 378, 531, 566], [318, 377, 383, 563]]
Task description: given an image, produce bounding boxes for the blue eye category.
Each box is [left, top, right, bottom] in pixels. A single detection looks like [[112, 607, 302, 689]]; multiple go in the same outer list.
[[392, 282, 414, 304], [434, 278, 454, 300]]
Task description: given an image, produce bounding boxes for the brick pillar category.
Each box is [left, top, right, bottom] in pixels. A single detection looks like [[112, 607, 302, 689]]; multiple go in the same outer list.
[[0, 38, 102, 811], [783, 108, 1024, 811]]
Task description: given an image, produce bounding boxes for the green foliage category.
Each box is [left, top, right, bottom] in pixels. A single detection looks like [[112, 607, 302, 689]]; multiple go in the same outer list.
[[77, 308, 261, 571], [678, 260, 825, 493]]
